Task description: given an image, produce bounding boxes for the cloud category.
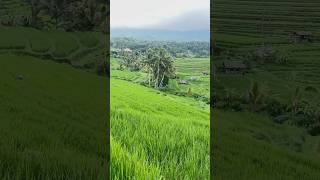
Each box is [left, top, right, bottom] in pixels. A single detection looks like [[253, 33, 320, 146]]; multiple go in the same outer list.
[[111, 0, 209, 29], [142, 9, 209, 31]]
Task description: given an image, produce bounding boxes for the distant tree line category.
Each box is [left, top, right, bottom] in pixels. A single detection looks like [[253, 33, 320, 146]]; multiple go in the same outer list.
[[111, 37, 210, 58], [1, 0, 109, 32]]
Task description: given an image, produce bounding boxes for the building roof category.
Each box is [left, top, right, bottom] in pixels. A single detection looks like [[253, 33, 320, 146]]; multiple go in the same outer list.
[[123, 48, 132, 52], [222, 62, 248, 69], [293, 31, 313, 36]]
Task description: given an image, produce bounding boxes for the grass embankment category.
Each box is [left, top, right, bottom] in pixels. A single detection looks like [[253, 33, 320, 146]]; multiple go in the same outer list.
[[0, 27, 107, 70]]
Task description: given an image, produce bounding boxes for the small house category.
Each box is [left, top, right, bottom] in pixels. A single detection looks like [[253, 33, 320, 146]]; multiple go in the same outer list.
[[291, 31, 314, 43], [179, 80, 188, 85], [123, 48, 133, 53], [221, 62, 249, 74], [202, 71, 209, 76]]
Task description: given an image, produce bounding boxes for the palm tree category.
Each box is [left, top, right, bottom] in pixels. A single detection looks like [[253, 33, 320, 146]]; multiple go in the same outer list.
[[144, 47, 175, 89]]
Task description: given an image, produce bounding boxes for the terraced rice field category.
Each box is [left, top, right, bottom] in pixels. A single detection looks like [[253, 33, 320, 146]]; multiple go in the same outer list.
[[211, 0, 320, 179], [213, 0, 320, 107], [0, 0, 29, 18], [0, 27, 107, 69], [174, 58, 210, 100], [213, 0, 320, 36]]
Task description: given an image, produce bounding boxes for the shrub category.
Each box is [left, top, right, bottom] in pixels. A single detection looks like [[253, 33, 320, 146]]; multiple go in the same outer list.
[[263, 99, 286, 117], [305, 86, 318, 93], [308, 123, 320, 136], [166, 80, 180, 92]]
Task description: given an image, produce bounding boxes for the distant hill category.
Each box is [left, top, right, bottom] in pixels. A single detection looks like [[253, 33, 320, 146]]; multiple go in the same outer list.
[[111, 28, 209, 42]]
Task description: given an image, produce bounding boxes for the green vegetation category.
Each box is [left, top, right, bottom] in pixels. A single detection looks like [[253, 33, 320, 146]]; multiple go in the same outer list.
[[4, 0, 320, 179], [212, 0, 320, 179], [110, 79, 209, 179], [1, 1, 211, 177]]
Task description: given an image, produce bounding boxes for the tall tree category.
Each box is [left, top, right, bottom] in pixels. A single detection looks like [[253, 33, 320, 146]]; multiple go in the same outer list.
[[144, 47, 175, 89], [119, 49, 141, 71]]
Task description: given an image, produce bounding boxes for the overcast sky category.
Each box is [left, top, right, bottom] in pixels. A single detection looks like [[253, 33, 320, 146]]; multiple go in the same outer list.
[[111, 0, 209, 31]]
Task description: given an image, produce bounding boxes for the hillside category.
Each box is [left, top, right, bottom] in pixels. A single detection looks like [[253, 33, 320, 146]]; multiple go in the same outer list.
[[0, 53, 108, 179], [110, 79, 210, 179]]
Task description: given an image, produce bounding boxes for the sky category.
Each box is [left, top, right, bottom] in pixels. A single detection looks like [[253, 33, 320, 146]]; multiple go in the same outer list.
[[111, 0, 209, 31]]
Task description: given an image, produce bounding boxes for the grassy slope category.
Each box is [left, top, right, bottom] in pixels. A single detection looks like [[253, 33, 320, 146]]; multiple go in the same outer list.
[[0, 54, 107, 179], [110, 56, 210, 178], [110, 79, 210, 179], [213, 109, 320, 180]]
